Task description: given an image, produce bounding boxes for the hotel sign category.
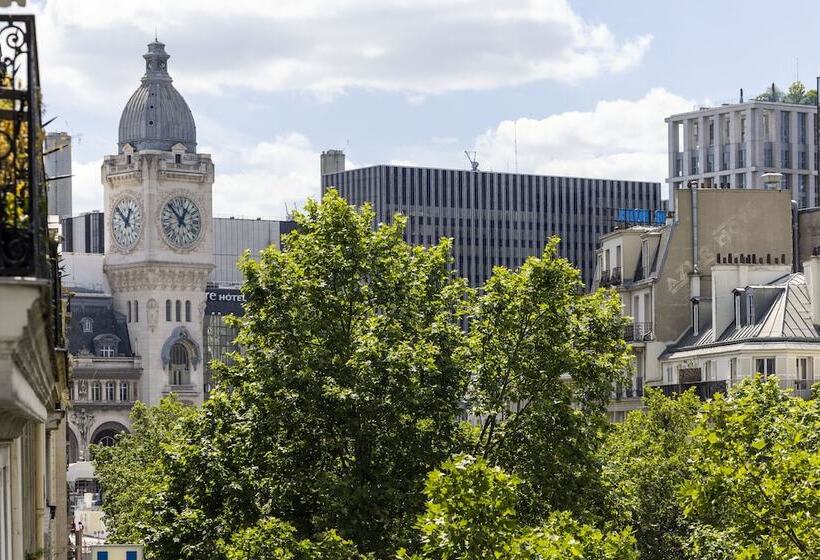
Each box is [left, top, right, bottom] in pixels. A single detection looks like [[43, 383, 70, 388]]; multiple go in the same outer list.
[[205, 287, 246, 316], [617, 208, 667, 225]]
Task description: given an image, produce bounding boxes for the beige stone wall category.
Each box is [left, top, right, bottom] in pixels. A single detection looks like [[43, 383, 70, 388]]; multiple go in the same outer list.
[[798, 208, 820, 265], [655, 188, 794, 341]]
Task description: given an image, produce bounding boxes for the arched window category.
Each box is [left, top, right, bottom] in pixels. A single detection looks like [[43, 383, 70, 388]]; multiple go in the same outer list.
[[105, 381, 115, 401], [127, 301, 132, 322], [91, 382, 102, 401], [80, 317, 93, 333], [119, 382, 130, 402], [166, 299, 171, 321], [134, 300, 139, 323], [169, 342, 190, 385], [185, 300, 191, 322], [175, 300, 181, 322]]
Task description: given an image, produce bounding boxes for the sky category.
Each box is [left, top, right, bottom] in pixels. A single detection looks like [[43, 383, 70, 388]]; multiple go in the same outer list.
[[12, 0, 820, 219]]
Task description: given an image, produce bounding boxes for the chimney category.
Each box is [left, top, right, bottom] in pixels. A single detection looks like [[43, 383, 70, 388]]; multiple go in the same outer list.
[[804, 255, 820, 326], [320, 149, 346, 177]]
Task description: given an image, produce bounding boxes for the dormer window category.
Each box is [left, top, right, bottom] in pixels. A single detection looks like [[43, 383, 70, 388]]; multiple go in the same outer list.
[[126, 154, 132, 164], [734, 291, 742, 329], [175, 154, 182, 164], [93, 334, 121, 358], [80, 317, 93, 333]]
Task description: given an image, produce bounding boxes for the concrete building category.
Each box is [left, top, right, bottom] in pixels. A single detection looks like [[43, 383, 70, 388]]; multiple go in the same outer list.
[[594, 186, 799, 419], [0, 15, 71, 560], [62, 211, 105, 253], [321, 151, 663, 288], [44, 132, 72, 219], [667, 100, 819, 209]]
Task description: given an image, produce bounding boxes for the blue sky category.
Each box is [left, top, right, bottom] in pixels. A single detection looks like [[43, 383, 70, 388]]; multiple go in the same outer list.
[[15, 0, 820, 218]]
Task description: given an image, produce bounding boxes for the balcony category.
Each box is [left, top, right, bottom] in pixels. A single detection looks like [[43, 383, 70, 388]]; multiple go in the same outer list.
[[599, 270, 610, 287], [624, 321, 653, 342], [609, 267, 622, 286], [0, 16, 48, 279], [656, 380, 727, 400]]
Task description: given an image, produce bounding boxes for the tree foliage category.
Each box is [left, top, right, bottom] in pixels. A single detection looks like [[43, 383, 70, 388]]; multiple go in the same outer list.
[[220, 518, 363, 560], [93, 397, 198, 547], [599, 388, 701, 560], [466, 239, 630, 520], [679, 376, 820, 559], [398, 455, 637, 560], [756, 80, 817, 105]]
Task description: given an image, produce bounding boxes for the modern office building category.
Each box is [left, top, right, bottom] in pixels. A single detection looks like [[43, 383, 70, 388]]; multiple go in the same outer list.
[[666, 100, 819, 209], [320, 151, 663, 288], [62, 211, 105, 253], [44, 131, 73, 219]]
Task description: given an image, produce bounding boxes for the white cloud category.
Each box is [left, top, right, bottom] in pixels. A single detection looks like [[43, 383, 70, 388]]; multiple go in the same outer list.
[[211, 133, 320, 219], [474, 88, 695, 183], [71, 159, 104, 213], [24, 0, 651, 104]]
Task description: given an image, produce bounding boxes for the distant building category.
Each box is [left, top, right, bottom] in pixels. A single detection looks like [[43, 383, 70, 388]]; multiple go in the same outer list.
[[594, 186, 809, 420], [321, 151, 662, 288], [666, 100, 819, 209], [45, 131, 72, 219], [62, 211, 105, 253]]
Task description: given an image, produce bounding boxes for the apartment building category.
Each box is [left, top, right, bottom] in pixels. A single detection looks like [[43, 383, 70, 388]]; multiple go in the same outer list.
[[594, 186, 798, 418], [667, 100, 818, 209]]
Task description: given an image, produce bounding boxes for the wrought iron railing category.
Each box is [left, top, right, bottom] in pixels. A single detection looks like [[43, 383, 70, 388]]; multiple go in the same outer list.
[[656, 380, 727, 401], [624, 321, 653, 342], [0, 15, 46, 278], [609, 266, 622, 285]]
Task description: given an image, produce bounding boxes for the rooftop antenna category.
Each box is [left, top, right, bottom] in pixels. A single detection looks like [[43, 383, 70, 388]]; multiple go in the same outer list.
[[154, 27, 158, 41], [464, 150, 479, 171], [514, 120, 519, 173]]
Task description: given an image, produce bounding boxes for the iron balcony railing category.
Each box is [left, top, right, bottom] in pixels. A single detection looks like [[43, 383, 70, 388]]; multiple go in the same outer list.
[[0, 15, 47, 279], [657, 380, 727, 401], [624, 321, 653, 342], [609, 266, 622, 286]]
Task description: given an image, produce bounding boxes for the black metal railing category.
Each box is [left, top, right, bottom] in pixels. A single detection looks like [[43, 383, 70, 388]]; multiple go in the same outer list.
[[599, 270, 610, 287], [657, 380, 727, 401], [624, 321, 653, 342], [609, 266, 622, 286], [0, 15, 46, 278]]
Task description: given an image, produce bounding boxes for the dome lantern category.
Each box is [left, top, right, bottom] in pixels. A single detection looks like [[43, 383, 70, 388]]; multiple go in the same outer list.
[[118, 40, 197, 153]]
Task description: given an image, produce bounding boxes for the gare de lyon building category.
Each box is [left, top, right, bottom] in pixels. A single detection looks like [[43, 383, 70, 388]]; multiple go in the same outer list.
[[60, 40, 294, 461]]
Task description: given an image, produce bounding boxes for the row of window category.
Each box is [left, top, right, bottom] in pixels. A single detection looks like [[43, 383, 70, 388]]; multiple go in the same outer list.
[[70, 380, 134, 402], [664, 356, 814, 388], [166, 299, 192, 322]]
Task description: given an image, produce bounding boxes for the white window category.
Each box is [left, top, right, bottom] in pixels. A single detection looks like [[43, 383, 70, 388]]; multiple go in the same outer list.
[[91, 382, 102, 401], [755, 357, 776, 379], [730, 358, 738, 387], [98, 343, 115, 358], [170, 342, 191, 386], [80, 317, 93, 333], [796, 358, 812, 390], [704, 360, 712, 382], [105, 381, 115, 401], [119, 382, 130, 402]]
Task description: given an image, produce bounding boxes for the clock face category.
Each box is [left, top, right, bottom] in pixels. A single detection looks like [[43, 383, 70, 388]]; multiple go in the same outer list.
[[160, 196, 202, 248], [111, 196, 142, 250]]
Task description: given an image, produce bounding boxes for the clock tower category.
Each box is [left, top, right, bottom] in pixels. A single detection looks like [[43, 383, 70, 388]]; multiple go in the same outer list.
[[103, 39, 214, 405]]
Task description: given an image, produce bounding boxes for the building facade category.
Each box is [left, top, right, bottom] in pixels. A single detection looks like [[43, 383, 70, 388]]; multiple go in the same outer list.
[[0, 15, 71, 560], [594, 186, 800, 419], [321, 152, 662, 288], [63, 40, 295, 461], [44, 131, 72, 219], [667, 100, 819, 209]]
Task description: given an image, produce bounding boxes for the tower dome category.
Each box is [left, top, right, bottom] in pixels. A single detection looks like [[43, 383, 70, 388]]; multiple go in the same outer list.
[[118, 40, 196, 153]]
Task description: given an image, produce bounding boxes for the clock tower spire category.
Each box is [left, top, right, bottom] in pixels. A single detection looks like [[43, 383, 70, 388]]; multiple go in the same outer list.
[[103, 39, 214, 406]]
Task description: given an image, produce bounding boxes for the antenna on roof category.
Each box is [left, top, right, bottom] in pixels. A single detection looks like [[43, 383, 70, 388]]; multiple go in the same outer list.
[[464, 150, 479, 172], [514, 120, 519, 173]]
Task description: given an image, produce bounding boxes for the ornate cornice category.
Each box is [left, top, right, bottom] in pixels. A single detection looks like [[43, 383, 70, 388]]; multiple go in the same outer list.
[[105, 262, 213, 292]]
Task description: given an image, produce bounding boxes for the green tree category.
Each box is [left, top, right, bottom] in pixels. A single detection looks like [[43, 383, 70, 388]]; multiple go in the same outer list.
[[679, 376, 820, 559], [755, 82, 783, 102], [398, 455, 637, 560], [93, 397, 197, 548], [599, 388, 701, 560], [466, 239, 631, 521], [783, 80, 807, 104], [220, 518, 363, 560], [148, 189, 472, 558]]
